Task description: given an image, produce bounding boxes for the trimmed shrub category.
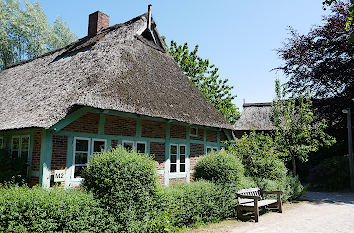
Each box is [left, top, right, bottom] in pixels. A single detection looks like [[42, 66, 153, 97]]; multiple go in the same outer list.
[[307, 155, 349, 190], [0, 149, 27, 185], [0, 184, 118, 232], [194, 151, 245, 188], [81, 146, 159, 232], [229, 132, 288, 181], [159, 180, 235, 229]]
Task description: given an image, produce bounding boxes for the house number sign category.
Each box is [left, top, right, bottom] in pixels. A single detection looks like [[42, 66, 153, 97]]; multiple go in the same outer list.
[[54, 170, 65, 182]]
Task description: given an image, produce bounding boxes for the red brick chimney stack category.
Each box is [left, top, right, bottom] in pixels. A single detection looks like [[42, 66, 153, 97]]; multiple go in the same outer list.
[[88, 11, 109, 37]]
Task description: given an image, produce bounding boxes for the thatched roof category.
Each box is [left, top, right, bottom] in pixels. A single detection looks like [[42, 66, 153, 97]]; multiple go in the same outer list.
[[233, 102, 275, 131], [0, 13, 233, 130]]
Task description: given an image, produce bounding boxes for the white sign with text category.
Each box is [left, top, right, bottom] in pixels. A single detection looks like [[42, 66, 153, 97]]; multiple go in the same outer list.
[[54, 170, 65, 182]]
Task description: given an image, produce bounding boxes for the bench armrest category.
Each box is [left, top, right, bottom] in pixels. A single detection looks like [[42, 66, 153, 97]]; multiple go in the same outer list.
[[237, 194, 261, 200], [262, 190, 283, 195]]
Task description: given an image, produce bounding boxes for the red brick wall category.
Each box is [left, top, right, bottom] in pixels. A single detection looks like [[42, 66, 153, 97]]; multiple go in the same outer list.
[[142, 120, 166, 138], [150, 142, 165, 170], [32, 130, 42, 171], [170, 124, 186, 139], [190, 127, 204, 141], [51, 135, 68, 171], [29, 176, 39, 187], [104, 115, 136, 137], [206, 130, 217, 142], [169, 177, 187, 184], [190, 143, 204, 170], [62, 112, 99, 134], [158, 175, 165, 186]]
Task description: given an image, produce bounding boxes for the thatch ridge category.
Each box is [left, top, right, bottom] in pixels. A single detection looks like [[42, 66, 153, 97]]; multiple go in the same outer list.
[[0, 13, 232, 131], [233, 102, 274, 131]]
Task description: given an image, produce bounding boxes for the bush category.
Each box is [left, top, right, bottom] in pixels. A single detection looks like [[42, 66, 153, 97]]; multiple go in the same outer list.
[[0, 149, 27, 185], [229, 132, 288, 181], [81, 146, 159, 232], [0, 184, 118, 232], [307, 156, 349, 190], [159, 180, 235, 229], [194, 151, 245, 189]]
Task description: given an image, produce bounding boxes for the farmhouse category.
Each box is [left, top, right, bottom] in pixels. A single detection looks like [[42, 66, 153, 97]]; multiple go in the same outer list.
[[233, 102, 274, 138], [0, 9, 233, 188]]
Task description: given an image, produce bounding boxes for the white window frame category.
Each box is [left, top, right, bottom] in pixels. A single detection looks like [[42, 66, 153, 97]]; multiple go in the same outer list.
[[0, 136, 3, 149], [72, 137, 107, 181], [11, 135, 30, 158], [169, 144, 187, 175], [122, 140, 147, 154], [190, 127, 198, 137], [206, 146, 218, 153]]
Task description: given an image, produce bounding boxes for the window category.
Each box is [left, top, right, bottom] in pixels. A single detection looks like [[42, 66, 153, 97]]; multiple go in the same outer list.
[[206, 146, 218, 153], [190, 127, 198, 137], [11, 135, 30, 159], [170, 144, 186, 173], [73, 137, 106, 179], [122, 141, 147, 154], [0, 136, 3, 149]]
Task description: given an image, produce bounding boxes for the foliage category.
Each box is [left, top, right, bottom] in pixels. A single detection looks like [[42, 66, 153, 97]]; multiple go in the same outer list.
[[229, 131, 288, 181], [159, 180, 235, 229], [194, 151, 245, 188], [164, 39, 240, 124], [81, 146, 159, 232], [308, 156, 350, 190], [0, 184, 118, 232], [276, 1, 353, 128], [323, 0, 353, 34], [272, 80, 336, 175], [0, 149, 27, 185], [0, 0, 77, 70]]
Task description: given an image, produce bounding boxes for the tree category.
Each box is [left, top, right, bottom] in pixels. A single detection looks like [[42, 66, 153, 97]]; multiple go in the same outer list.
[[0, 0, 77, 70], [323, 0, 353, 39], [165, 40, 240, 124], [272, 80, 336, 175], [276, 1, 353, 128]]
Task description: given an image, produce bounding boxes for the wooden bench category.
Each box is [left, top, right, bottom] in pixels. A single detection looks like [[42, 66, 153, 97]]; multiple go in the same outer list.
[[236, 188, 283, 222]]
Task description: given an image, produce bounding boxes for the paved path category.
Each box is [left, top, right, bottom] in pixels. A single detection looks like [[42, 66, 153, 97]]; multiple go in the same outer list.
[[230, 192, 354, 233]]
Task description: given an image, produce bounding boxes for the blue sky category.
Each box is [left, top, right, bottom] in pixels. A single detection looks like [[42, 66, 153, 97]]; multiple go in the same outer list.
[[38, 0, 328, 110]]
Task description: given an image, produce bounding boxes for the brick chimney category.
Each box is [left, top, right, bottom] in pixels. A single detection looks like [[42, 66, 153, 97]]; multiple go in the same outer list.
[[88, 11, 109, 37]]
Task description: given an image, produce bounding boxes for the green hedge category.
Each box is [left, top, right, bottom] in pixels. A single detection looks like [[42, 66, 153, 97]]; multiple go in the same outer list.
[[81, 146, 160, 232], [0, 185, 117, 232]]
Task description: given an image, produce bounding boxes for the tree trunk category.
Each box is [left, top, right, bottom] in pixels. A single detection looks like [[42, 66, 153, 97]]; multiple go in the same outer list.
[[292, 156, 297, 176]]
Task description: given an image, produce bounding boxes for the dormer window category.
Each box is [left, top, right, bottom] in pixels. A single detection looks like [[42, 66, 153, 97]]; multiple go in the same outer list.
[[190, 127, 198, 137]]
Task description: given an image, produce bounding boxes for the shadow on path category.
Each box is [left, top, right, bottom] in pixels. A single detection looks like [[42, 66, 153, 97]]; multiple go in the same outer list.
[[301, 191, 354, 205]]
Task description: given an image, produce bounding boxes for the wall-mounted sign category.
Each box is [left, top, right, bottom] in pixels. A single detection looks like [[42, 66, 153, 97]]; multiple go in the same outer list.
[[54, 170, 65, 182]]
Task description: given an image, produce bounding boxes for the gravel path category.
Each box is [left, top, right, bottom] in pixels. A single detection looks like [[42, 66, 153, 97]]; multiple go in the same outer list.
[[230, 192, 354, 233]]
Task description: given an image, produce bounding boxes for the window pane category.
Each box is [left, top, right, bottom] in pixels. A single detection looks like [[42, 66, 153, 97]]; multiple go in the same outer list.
[[180, 146, 185, 155], [170, 164, 176, 173], [75, 152, 88, 164], [180, 154, 185, 163], [76, 139, 89, 151], [136, 143, 146, 154], [213, 148, 218, 152], [0, 138, 3, 148], [190, 127, 197, 136], [12, 138, 20, 150], [74, 165, 85, 178], [123, 142, 133, 151], [171, 154, 177, 163], [21, 150, 29, 159], [21, 136, 29, 150], [180, 164, 185, 172], [93, 140, 105, 153], [171, 145, 177, 154], [207, 147, 211, 153]]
